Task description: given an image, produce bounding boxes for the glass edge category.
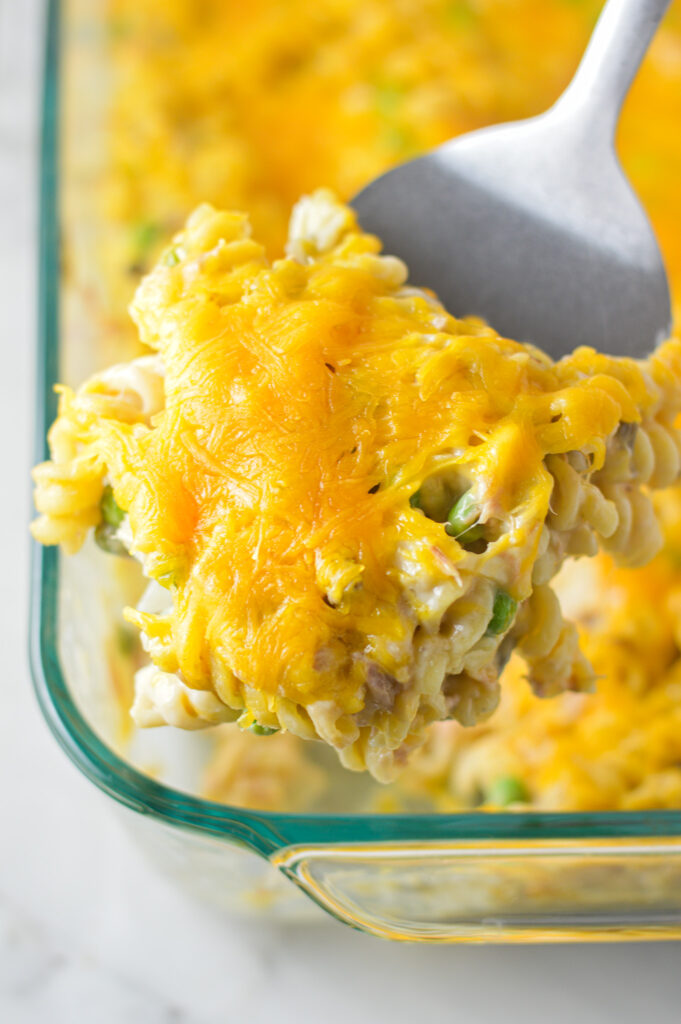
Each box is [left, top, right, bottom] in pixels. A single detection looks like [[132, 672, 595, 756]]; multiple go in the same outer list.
[[27, 0, 681, 860]]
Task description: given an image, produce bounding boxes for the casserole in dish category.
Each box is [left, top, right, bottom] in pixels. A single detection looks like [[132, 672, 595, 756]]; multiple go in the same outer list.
[[30, 0, 681, 941]]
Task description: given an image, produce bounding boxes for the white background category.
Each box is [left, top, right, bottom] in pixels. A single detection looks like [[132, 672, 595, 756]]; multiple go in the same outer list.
[[1, 1, 680, 1020]]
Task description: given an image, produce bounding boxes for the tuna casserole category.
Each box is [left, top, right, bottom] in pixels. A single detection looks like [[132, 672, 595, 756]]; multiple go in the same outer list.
[[32, 189, 681, 779], [38, 0, 681, 804]]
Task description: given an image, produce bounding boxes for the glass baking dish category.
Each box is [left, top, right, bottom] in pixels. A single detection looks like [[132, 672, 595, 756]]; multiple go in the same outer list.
[[30, 0, 681, 942]]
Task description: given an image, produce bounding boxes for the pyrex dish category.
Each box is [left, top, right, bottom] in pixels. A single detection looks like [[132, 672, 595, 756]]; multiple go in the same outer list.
[[30, 0, 681, 942]]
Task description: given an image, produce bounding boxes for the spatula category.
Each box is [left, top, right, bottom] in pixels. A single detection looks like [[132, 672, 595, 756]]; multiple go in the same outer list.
[[353, 0, 672, 359]]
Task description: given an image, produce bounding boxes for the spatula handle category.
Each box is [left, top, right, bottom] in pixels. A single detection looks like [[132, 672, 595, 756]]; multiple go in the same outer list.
[[555, 0, 671, 139]]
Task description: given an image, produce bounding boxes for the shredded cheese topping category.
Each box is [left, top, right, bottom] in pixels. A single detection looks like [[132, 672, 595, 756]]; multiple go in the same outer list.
[[33, 191, 681, 778]]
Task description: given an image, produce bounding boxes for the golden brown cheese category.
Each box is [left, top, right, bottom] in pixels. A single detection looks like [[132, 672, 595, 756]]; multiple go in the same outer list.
[[89, 205, 678, 699], [33, 191, 681, 778], [53, 0, 681, 795]]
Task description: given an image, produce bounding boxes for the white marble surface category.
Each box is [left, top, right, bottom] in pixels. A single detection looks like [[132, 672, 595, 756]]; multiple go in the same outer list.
[[2, 1, 681, 1021]]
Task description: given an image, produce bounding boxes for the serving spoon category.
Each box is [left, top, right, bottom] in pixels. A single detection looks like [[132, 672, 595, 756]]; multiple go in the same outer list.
[[352, 0, 672, 360]]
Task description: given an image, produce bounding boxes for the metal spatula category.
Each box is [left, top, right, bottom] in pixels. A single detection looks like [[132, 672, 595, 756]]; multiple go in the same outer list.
[[352, 0, 672, 360]]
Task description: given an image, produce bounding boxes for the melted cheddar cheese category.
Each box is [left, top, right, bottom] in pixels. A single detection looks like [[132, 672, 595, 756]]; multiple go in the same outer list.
[[33, 190, 681, 778], [48, 0, 681, 797]]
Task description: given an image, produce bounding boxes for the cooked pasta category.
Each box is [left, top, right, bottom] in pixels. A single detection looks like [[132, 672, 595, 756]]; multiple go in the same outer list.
[[47, 0, 681, 806], [32, 357, 165, 552], [424, 521, 681, 813], [32, 190, 681, 780]]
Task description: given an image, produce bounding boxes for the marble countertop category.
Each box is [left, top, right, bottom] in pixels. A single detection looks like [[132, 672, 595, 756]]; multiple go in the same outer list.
[[2, 2, 681, 1021]]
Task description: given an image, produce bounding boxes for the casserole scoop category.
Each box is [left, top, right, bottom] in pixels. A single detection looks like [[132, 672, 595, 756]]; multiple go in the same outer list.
[[353, 0, 672, 360]]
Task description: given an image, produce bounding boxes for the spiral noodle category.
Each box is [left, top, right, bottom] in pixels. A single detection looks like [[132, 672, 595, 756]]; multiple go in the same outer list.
[[132, 664, 238, 729], [515, 585, 593, 698], [124, 369, 681, 780], [31, 192, 681, 781], [32, 356, 165, 553]]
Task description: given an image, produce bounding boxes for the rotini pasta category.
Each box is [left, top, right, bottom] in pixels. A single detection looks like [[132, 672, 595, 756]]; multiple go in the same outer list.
[[32, 191, 681, 781]]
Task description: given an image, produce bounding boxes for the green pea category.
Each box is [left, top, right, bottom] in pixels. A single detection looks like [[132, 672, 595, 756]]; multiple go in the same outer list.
[[454, 522, 485, 543], [116, 624, 137, 658], [94, 486, 127, 556], [445, 489, 484, 542], [486, 590, 517, 636], [409, 490, 421, 509], [131, 220, 161, 265], [374, 82, 404, 118], [110, 16, 131, 40], [485, 775, 529, 807], [163, 247, 181, 267], [446, 1, 477, 30], [100, 485, 125, 528], [381, 124, 416, 154], [250, 723, 279, 736]]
